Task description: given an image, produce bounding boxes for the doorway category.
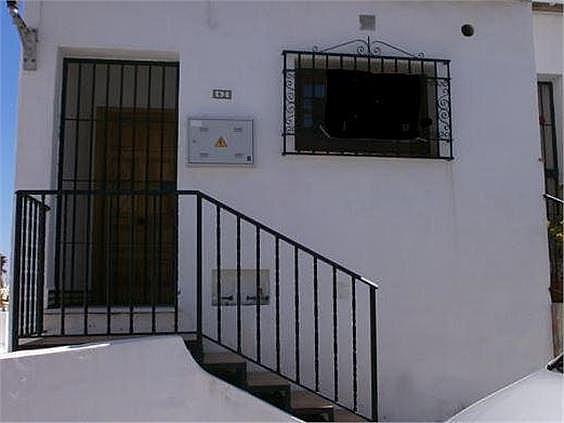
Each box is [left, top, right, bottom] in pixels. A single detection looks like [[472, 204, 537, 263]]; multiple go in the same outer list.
[[54, 58, 179, 306]]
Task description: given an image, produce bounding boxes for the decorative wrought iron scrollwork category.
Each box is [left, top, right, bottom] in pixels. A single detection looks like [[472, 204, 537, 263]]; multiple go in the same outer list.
[[284, 71, 296, 135], [436, 79, 451, 140], [313, 36, 424, 58]]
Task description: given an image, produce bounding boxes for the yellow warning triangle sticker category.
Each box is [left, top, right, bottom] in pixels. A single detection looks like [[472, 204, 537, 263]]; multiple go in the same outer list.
[[214, 136, 228, 148]]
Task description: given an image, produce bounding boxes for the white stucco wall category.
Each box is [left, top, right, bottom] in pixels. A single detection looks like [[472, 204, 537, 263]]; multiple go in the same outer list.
[[12, 1, 553, 421], [0, 336, 297, 421]]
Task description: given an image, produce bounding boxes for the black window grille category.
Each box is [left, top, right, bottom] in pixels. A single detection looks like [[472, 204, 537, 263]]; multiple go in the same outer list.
[[282, 47, 453, 159]]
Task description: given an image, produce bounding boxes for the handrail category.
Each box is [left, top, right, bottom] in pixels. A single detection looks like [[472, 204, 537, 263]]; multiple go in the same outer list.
[[197, 190, 377, 288], [19, 193, 52, 211], [15, 189, 377, 289], [544, 193, 564, 205]]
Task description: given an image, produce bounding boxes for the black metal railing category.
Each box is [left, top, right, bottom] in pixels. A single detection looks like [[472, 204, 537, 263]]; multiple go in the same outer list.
[[12, 189, 378, 420], [196, 191, 379, 420], [12, 194, 48, 340]]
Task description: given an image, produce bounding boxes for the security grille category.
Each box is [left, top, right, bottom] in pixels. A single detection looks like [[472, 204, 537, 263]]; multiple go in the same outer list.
[[282, 46, 453, 159], [54, 58, 179, 307]]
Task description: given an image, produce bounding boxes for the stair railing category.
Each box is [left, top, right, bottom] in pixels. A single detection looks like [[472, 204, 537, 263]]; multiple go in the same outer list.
[[195, 191, 379, 421], [544, 193, 564, 204], [11, 189, 378, 420]]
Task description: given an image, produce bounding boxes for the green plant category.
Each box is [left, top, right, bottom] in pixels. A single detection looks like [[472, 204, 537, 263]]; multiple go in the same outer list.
[[548, 219, 563, 245]]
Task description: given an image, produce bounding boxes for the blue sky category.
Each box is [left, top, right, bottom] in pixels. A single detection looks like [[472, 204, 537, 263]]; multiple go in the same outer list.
[[1, 8, 19, 258]]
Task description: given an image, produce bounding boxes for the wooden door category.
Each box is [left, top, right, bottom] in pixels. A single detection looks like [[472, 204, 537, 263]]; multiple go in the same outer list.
[[91, 108, 177, 305]]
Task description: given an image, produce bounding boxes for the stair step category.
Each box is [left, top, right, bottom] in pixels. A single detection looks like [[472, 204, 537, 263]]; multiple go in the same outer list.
[[291, 391, 333, 410], [199, 352, 365, 422], [247, 372, 289, 388], [201, 352, 247, 388], [333, 409, 367, 422], [246, 372, 291, 411], [291, 391, 334, 421], [203, 352, 246, 365]]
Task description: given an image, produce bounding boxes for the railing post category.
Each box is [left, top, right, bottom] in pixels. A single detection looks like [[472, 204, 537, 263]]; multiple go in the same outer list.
[[36, 196, 47, 334], [196, 193, 203, 345], [10, 193, 23, 351], [370, 287, 378, 422]]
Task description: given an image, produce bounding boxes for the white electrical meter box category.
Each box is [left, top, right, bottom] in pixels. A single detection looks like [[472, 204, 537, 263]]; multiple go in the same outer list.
[[188, 118, 253, 165]]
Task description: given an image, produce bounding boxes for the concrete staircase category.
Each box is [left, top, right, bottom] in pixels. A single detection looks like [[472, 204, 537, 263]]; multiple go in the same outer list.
[[188, 341, 366, 422]]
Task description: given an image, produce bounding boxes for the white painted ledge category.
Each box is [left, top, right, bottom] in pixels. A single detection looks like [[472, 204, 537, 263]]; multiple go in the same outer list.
[[0, 335, 299, 421]]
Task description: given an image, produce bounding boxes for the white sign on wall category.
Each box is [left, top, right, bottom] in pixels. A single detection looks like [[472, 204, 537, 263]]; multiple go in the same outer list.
[[187, 118, 254, 165]]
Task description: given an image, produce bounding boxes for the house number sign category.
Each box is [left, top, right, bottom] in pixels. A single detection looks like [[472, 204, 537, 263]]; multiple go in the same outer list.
[[212, 89, 232, 100]]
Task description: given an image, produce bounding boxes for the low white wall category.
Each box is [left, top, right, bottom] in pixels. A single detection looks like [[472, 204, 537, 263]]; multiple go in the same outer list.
[[0, 336, 297, 421]]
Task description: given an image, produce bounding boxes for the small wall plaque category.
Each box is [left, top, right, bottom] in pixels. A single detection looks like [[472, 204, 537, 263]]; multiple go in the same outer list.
[[212, 89, 232, 100], [211, 269, 270, 306]]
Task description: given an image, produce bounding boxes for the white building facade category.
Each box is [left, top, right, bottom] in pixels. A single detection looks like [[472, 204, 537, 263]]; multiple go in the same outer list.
[[8, 1, 560, 421]]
